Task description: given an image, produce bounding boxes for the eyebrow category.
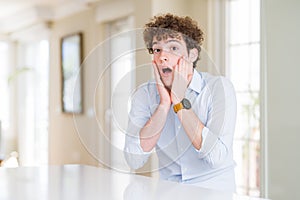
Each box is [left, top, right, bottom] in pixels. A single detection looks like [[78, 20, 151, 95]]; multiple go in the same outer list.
[[152, 39, 183, 46]]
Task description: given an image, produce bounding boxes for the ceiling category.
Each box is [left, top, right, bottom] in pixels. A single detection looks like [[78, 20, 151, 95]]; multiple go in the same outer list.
[[0, 0, 103, 35], [0, 0, 71, 19]]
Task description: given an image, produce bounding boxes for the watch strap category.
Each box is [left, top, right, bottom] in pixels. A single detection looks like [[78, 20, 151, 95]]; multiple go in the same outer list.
[[173, 102, 183, 113]]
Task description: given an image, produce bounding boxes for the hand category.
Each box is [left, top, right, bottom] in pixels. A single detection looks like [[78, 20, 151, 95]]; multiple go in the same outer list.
[[152, 61, 171, 107], [171, 57, 192, 104]]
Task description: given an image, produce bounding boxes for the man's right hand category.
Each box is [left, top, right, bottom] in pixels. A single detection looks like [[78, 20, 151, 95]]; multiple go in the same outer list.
[[152, 61, 171, 107]]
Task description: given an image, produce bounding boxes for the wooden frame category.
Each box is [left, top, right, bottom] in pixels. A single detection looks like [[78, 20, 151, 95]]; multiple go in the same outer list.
[[60, 32, 83, 114]]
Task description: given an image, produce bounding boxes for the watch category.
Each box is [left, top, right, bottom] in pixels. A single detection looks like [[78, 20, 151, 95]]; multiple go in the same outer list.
[[173, 98, 191, 113]]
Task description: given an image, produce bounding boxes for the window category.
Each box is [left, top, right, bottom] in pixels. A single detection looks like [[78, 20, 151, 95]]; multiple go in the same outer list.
[[103, 16, 135, 200], [106, 17, 135, 171], [226, 0, 261, 196], [0, 41, 11, 159], [16, 40, 49, 166], [0, 39, 49, 166]]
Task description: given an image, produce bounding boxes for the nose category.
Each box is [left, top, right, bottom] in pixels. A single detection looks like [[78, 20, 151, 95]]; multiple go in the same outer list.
[[159, 49, 169, 62]]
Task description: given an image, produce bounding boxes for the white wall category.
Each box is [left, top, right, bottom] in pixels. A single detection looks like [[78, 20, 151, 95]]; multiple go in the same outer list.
[[262, 0, 300, 199], [49, 9, 100, 166]]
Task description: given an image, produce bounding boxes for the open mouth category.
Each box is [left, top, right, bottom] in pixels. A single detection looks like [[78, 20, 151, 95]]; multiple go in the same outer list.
[[162, 68, 172, 74]]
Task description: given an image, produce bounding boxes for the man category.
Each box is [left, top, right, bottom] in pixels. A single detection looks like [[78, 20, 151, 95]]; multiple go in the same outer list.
[[124, 13, 237, 192]]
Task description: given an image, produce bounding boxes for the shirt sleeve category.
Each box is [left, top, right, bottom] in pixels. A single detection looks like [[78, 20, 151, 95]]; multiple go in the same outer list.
[[196, 77, 237, 168], [123, 84, 154, 170]]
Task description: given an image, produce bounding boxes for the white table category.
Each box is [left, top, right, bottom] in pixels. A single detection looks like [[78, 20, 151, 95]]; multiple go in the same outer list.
[[0, 165, 269, 200]]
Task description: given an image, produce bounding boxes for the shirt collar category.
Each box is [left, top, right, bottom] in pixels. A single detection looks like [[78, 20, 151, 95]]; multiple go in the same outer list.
[[188, 69, 203, 94]]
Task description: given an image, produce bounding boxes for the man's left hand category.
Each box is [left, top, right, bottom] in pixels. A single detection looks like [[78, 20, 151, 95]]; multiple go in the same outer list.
[[171, 57, 193, 104]]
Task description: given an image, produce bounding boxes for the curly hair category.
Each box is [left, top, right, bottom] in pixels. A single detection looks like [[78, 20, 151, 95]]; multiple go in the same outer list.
[[143, 13, 204, 68]]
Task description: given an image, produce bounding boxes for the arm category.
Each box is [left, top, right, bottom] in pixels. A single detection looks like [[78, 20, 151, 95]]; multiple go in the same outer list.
[[176, 109, 205, 150], [196, 77, 237, 167], [171, 57, 205, 150], [177, 77, 236, 167], [139, 61, 171, 152], [139, 104, 169, 152], [124, 86, 155, 170], [124, 62, 171, 169], [171, 58, 236, 167]]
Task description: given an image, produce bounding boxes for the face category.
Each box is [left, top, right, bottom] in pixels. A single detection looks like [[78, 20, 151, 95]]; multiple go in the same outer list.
[[152, 36, 194, 89]]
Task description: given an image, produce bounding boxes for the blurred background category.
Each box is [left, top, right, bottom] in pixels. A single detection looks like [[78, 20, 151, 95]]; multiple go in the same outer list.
[[0, 0, 299, 199]]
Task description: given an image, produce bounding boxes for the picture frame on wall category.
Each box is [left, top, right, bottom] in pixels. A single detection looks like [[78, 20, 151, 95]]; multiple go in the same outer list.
[[60, 32, 83, 114]]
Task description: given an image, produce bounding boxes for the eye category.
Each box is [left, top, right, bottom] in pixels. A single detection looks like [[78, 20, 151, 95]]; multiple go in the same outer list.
[[170, 46, 179, 51], [153, 48, 161, 54]]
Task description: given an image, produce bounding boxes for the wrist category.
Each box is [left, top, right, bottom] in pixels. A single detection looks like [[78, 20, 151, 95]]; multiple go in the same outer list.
[[158, 103, 170, 112], [172, 96, 182, 105], [173, 98, 191, 113]]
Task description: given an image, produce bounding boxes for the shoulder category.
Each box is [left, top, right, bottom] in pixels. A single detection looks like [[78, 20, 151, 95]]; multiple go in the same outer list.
[[202, 72, 235, 91], [200, 73, 236, 100], [133, 80, 157, 95], [130, 80, 158, 102]]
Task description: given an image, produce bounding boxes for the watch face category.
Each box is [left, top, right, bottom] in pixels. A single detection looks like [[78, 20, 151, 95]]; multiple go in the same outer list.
[[182, 98, 191, 109]]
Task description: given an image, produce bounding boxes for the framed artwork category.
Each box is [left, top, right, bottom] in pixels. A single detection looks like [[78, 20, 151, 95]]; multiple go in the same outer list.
[[60, 32, 83, 114]]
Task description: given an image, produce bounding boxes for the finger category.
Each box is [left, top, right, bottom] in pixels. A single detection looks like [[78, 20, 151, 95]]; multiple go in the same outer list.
[[152, 61, 159, 80], [177, 57, 187, 80], [152, 61, 164, 86], [173, 62, 180, 80], [184, 57, 194, 81], [176, 57, 182, 71], [183, 57, 192, 79], [183, 58, 188, 78]]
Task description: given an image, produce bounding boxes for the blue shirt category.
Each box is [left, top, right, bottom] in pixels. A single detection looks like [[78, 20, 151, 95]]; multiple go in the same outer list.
[[124, 70, 237, 192]]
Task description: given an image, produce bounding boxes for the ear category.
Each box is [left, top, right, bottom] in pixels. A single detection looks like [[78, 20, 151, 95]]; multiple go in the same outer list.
[[188, 48, 198, 63]]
